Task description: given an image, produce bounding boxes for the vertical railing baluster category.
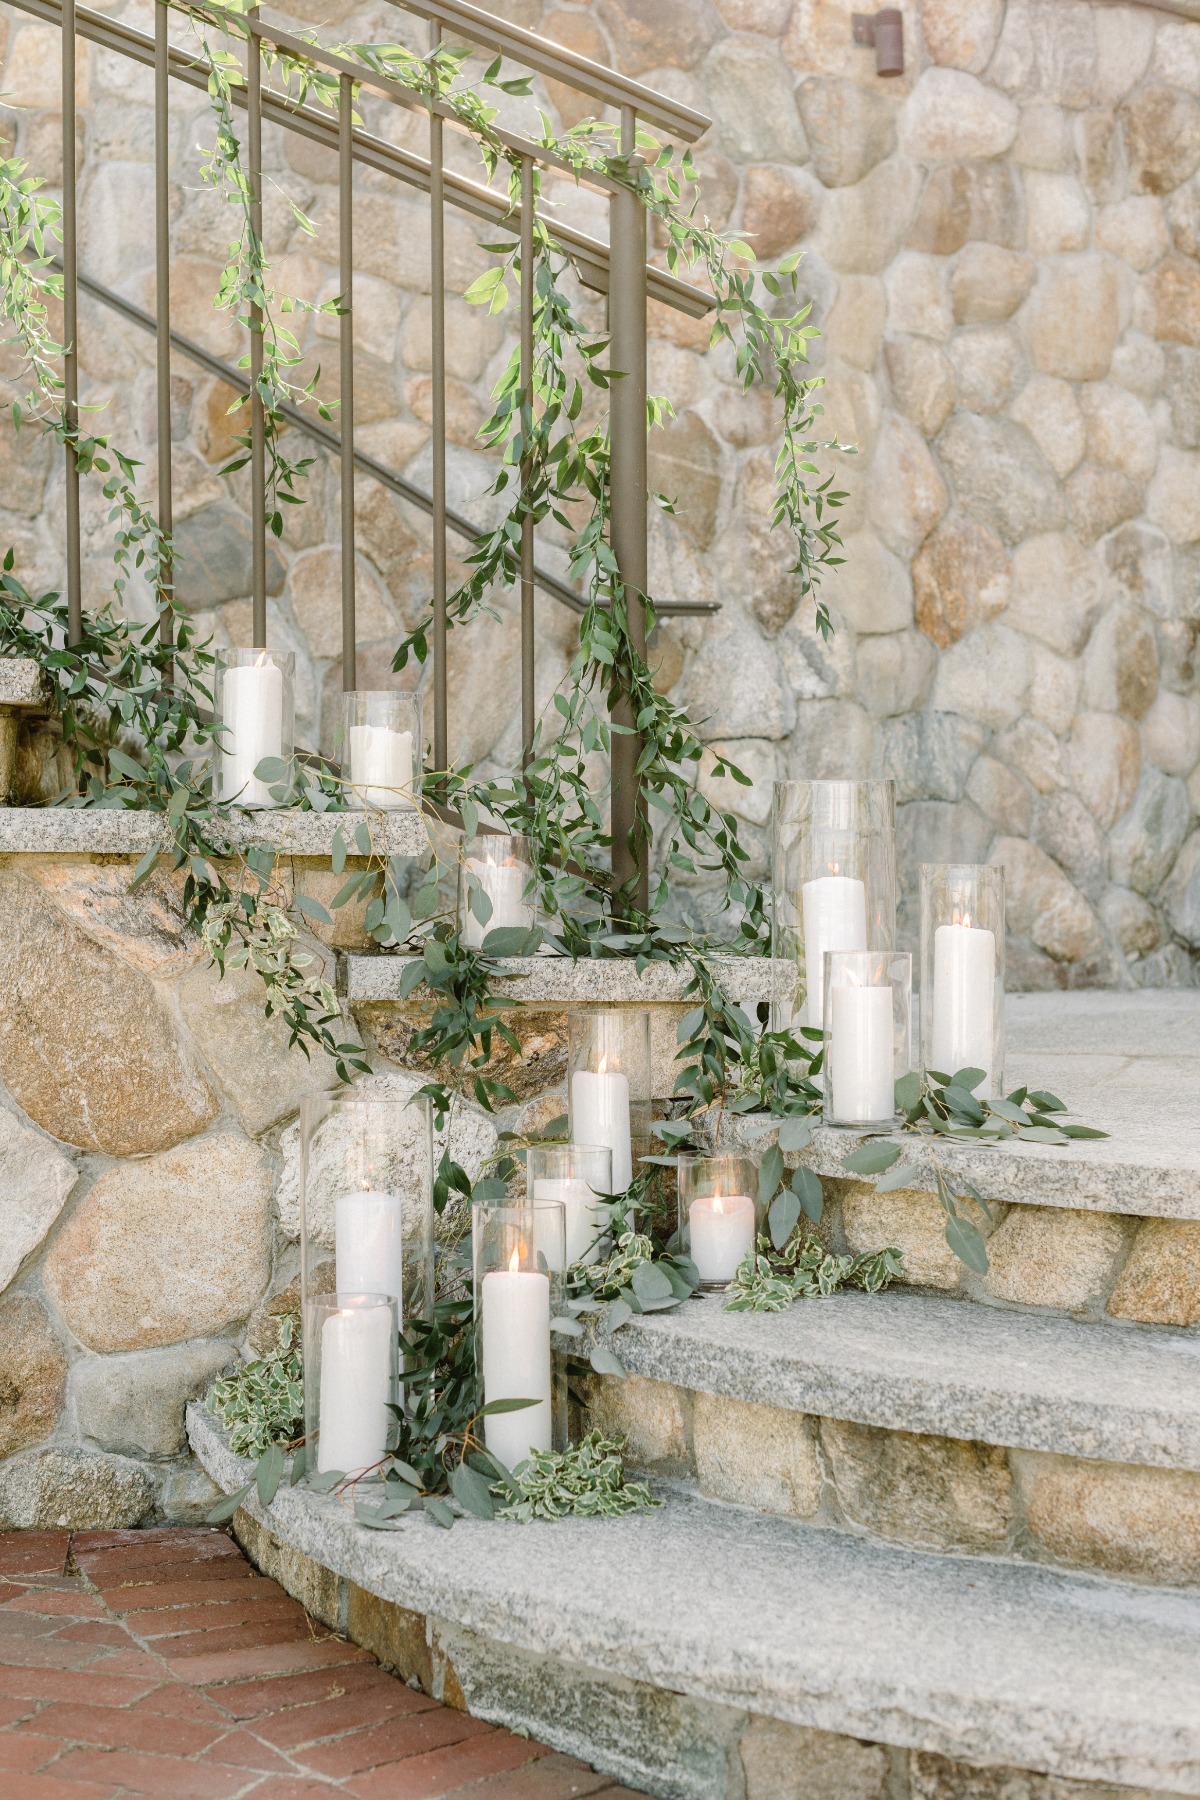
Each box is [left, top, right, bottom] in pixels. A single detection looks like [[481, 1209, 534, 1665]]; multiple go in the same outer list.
[[519, 156, 534, 768], [339, 72, 356, 691], [429, 22, 448, 784], [247, 6, 266, 648], [61, 0, 81, 642], [154, 0, 173, 671], [608, 105, 649, 910]]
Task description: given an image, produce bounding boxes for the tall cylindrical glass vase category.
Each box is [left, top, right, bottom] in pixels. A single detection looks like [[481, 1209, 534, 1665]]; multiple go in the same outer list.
[[919, 864, 1005, 1100], [771, 779, 896, 1032]]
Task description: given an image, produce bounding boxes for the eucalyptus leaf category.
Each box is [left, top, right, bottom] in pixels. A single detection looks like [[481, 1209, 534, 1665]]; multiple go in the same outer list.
[[944, 1214, 989, 1274], [604, 1297, 633, 1333], [449, 1459, 495, 1520], [893, 1071, 923, 1113], [1020, 1125, 1072, 1144], [777, 1116, 813, 1153], [874, 1159, 921, 1193], [421, 1495, 455, 1528], [757, 1143, 784, 1205], [590, 1343, 627, 1378], [951, 1067, 988, 1092], [768, 1188, 800, 1251], [307, 1468, 345, 1492], [790, 1165, 824, 1223], [204, 1482, 252, 1524], [630, 1261, 674, 1304], [550, 1314, 585, 1337], [841, 1142, 902, 1175], [481, 1396, 540, 1415], [256, 1443, 285, 1506]]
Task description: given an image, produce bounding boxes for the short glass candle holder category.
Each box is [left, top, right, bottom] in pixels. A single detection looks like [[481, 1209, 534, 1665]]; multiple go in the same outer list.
[[298, 1088, 434, 1337], [458, 833, 536, 948], [566, 1009, 651, 1197], [920, 864, 1005, 1100], [472, 1199, 567, 1470], [215, 647, 295, 808], [303, 1291, 398, 1478], [822, 950, 912, 1130], [771, 779, 896, 1032], [677, 1153, 760, 1290], [342, 691, 422, 811], [526, 1143, 613, 1269]]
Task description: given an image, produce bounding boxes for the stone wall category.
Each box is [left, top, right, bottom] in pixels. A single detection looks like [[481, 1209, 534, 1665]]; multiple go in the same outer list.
[[2, 0, 1200, 984], [0, 846, 507, 1525]]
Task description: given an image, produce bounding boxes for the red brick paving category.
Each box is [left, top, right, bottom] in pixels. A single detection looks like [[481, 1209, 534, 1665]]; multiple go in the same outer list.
[[0, 1528, 647, 1798]]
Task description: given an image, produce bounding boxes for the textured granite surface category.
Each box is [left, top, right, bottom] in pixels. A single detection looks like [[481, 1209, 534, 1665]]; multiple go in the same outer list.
[[726, 992, 1200, 1222], [188, 1403, 1200, 1795], [586, 1289, 1200, 1471], [0, 659, 49, 707], [345, 951, 794, 1004], [0, 806, 429, 856]]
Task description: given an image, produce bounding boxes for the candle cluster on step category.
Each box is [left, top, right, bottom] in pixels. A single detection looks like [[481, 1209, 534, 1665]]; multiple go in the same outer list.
[[216, 648, 295, 809], [458, 833, 536, 948], [567, 1009, 650, 1198], [678, 1154, 760, 1289], [299, 1090, 436, 1484], [473, 1200, 566, 1470], [343, 691, 421, 812]]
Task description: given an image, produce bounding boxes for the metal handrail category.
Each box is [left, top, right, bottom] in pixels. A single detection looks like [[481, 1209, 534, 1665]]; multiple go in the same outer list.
[[65, 263, 718, 618], [12, 0, 709, 901]]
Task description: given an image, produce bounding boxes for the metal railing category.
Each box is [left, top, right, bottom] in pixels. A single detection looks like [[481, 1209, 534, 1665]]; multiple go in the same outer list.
[[10, 0, 722, 900]]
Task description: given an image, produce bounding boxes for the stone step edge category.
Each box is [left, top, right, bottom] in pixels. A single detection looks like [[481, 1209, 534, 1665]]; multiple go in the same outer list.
[[565, 1290, 1200, 1473], [186, 1403, 1200, 1798], [342, 950, 790, 1004], [0, 805, 428, 857]]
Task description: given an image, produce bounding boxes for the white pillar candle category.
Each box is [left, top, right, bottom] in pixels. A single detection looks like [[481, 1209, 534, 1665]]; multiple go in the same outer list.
[[801, 873, 867, 1029], [220, 657, 284, 808], [688, 1193, 755, 1284], [829, 982, 894, 1124], [570, 1067, 632, 1193], [932, 919, 997, 1097], [462, 857, 533, 948], [334, 1190, 405, 1321], [533, 1177, 602, 1268], [317, 1305, 393, 1475], [348, 724, 413, 811], [481, 1257, 552, 1470]]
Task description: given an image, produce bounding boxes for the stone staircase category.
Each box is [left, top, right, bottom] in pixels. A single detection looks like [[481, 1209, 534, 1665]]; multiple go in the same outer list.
[[190, 988, 1200, 1800]]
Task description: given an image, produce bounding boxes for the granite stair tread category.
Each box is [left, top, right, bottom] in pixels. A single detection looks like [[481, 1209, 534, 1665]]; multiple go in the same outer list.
[[188, 1403, 1200, 1796], [0, 804, 427, 856], [594, 1287, 1200, 1471]]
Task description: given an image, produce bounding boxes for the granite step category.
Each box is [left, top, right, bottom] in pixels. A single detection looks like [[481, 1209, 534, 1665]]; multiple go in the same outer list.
[[188, 1402, 1200, 1799], [586, 1287, 1200, 1473]]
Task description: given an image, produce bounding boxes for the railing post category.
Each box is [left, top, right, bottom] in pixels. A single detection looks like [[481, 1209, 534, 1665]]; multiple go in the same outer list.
[[61, 0, 82, 643], [429, 21, 448, 785], [247, 5, 266, 649], [154, 0, 173, 671], [339, 72, 356, 691], [608, 105, 648, 912], [519, 155, 535, 768]]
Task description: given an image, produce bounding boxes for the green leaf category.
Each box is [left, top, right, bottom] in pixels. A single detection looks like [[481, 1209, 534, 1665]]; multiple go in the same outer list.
[[550, 1314, 584, 1337], [790, 1165, 824, 1224], [842, 1143, 902, 1175], [894, 1071, 923, 1114], [874, 1160, 921, 1193], [481, 1396, 540, 1415], [777, 1116, 813, 1153], [292, 892, 333, 926], [769, 1187, 800, 1250], [1020, 1125, 1072, 1145], [1060, 1123, 1109, 1139], [107, 747, 145, 782], [256, 1444, 285, 1506], [253, 756, 290, 782], [422, 1494, 455, 1528], [307, 1469, 345, 1492], [630, 1261, 674, 1304], [480, 925, 540, 957], [449, 1459, 495, 1520], [605, 1297, 633, 1333], [757, 1143, 784, 1205], [205, 1482, 252, 1524], [589, 1343, 627, 1378], [952, 1067, 988, 1093], [945, 1214, 989, 1274], [1028, 1090, 1067, 1112], [289, 1445, 308, 1485]]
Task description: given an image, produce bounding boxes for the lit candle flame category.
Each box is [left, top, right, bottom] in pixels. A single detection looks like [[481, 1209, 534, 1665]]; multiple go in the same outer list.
[[713, 1193, 726, 1214], [254, 649, 271, 669], [598, 1055, 609, 1075], [508, 1246, 521, 1275]]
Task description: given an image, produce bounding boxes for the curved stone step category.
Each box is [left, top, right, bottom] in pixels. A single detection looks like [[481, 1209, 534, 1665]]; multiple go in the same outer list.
[[188, 1403, 1200, 1799], [591, 1288, 1200, 1472]]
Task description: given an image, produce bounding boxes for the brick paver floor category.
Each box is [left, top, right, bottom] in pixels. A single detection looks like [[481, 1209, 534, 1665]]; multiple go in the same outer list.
[[0, 1528, 648, 1799]]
